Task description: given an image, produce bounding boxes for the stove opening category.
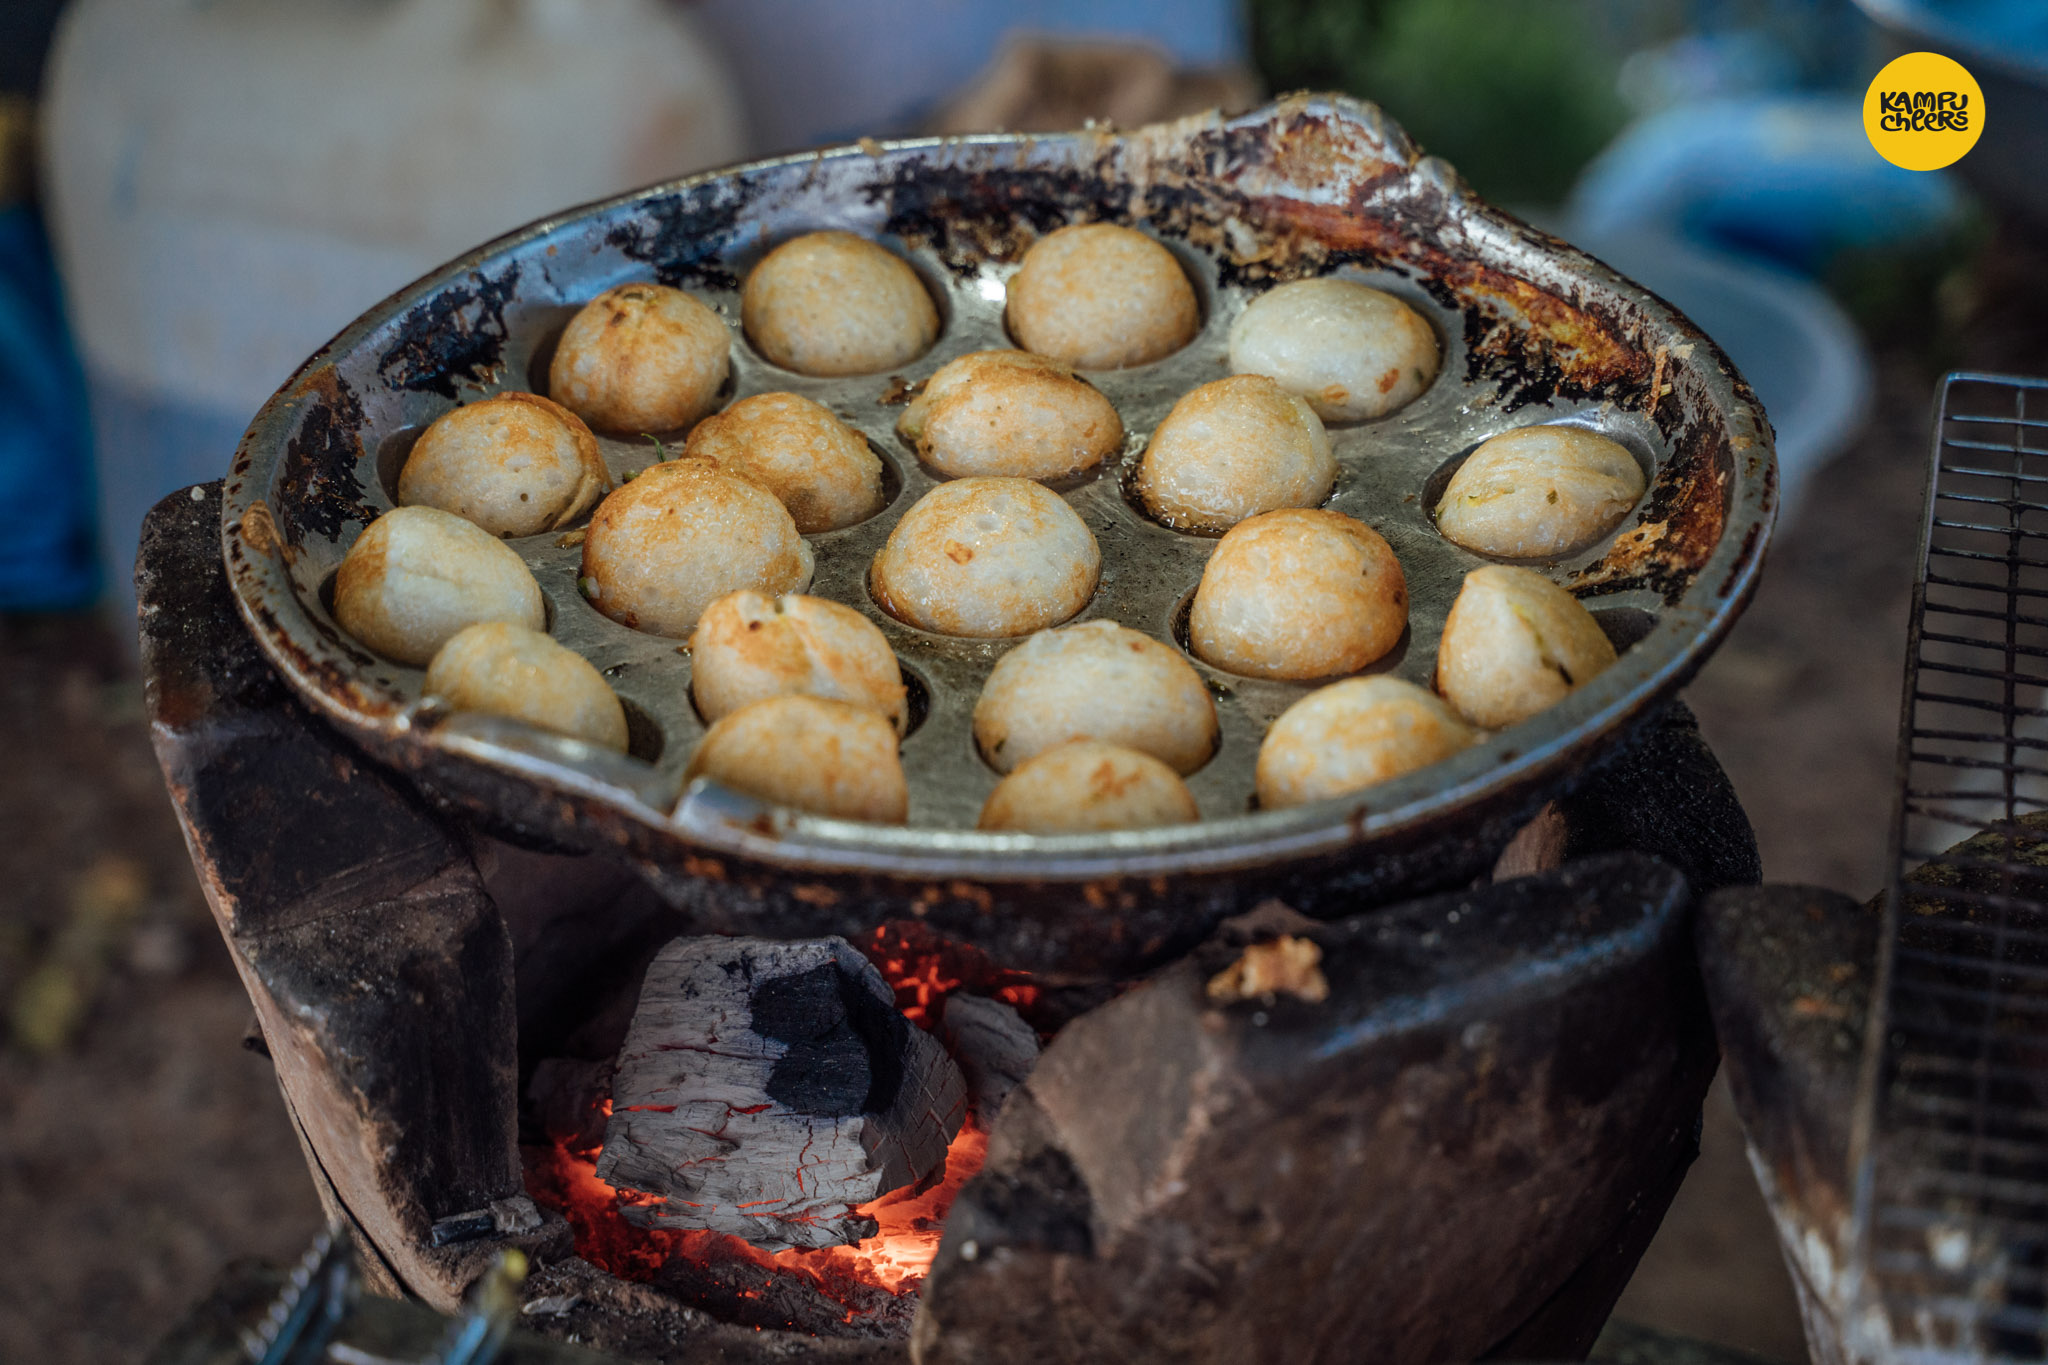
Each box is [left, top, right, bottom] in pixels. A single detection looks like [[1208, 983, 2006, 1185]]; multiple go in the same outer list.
[[520, 922, 1046, 1337]]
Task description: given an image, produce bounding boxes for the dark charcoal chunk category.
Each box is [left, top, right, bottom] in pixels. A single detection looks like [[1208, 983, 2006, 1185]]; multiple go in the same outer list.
[[754, 963, 910, 1118]]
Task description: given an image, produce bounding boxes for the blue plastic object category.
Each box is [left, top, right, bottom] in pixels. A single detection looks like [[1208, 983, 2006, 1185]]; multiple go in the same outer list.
[[1868, 0, 2048, 63], [1563, 225, 1873, 518], [1568, 94, 1964, 273], [0, 205, 97, 610]]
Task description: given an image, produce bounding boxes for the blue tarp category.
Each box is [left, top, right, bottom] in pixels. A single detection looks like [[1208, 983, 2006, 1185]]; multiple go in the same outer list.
[[0, 204, 97, 610]]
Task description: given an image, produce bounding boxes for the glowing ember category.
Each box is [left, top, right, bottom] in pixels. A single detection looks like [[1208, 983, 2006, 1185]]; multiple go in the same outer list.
[[524, 1118, 988, 1301], [523, 921, 1033, 1317], [863, 921, 1042, 1030]]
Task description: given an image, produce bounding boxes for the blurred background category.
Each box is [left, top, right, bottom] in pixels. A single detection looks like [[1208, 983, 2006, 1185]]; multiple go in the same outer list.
[[1, 0, 2044, 1360]]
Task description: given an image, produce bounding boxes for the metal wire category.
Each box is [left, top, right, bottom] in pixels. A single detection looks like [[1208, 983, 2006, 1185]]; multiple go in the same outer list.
[[1852, 373, 2048, 1362]]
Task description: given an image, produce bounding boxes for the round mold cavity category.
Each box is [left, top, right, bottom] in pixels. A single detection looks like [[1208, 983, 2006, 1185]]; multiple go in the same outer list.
[[1419, 418, 1660, 560], [856, 435, 911, 526], [1588, 602, 1659, 654], [618, 697, 666, 764], [899, 665, 933, 739], [316, 563, 344, 629], [521, 304, 579, 395], [374, 424, 424, 506]]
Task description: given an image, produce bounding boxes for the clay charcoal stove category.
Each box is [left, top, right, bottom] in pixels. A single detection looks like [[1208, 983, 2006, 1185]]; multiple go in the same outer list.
[[938, 994, 1038, 1123], [142, 474, 1763, 1359], [141, 94, 1779, 1364]]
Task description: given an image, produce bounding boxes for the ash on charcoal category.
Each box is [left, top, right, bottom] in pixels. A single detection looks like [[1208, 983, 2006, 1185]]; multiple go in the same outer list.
[[938, 994, 1039, 1123], [596, 936, 965, 1253]]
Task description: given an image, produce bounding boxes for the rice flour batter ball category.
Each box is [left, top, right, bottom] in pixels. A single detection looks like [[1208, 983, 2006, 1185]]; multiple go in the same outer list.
[[1134, 374, 1335, 532], [1189, 508, 1408, 680], [1228, 278, 1439, 422], [549, 283, 730, 435], [742, 231, 939, 377], [1436, 425, 1646, 560], [397, 391, 610, 539], [870, 477, 1099, 638], [424, 622, 628, 752], [689, 590, 908, 734], [1435, 565, 1617, 729], [977, 741, 1199, 833], [334, 506, 546, 667], [580, 459, 813, 638], [972, 619, 1216, 774], [683, 392, 885, 532], [1256, 677, 1476, 809], [684, 694, 908, 824], [1007, 223, 1199, 370], [897, 350, 1123, 481]]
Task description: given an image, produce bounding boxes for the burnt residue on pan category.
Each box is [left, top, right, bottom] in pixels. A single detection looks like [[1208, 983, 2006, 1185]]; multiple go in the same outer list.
[[376, 261, 523, 398], [1571, 383, 1736, 600], [875, 160, 1135, 275], [604, 184, 753, 291], [275, 367, 377, 544]]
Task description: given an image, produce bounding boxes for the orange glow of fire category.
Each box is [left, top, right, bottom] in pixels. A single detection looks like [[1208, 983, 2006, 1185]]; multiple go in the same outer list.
[[522, 922, 1035, 1308], [524, 1118, 988, 1300], [863, 921, 1042, 1031]]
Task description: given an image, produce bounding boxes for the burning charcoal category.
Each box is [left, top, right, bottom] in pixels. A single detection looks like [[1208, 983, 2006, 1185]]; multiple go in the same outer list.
[[596, 936, 966, 1252], [938, 994, 1040, 1122]]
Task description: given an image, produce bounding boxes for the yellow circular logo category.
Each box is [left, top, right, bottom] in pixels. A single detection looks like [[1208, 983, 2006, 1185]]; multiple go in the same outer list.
[[1864, 51, 1984, 171]]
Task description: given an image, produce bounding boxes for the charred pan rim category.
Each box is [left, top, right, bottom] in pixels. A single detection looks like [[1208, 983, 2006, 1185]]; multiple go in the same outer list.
[[220, 95, 1775, 883]]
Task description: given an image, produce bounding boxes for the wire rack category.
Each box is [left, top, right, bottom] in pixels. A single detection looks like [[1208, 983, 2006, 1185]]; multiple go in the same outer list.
[[1853, 373, 2048, 1362]]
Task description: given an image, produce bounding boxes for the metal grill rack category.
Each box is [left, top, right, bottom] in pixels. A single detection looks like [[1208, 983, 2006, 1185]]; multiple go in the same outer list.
[[1854, 372, 2048, 1362]]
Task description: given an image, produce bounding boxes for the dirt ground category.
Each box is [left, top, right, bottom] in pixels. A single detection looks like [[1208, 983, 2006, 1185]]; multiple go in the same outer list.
[[0, 618, 325, 1364], [2, 239, 2044, 1365]]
